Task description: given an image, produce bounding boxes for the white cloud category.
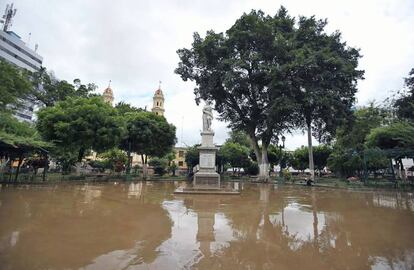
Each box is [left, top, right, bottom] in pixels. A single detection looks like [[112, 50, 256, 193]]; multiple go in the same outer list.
[[9, 0, 414, 149]]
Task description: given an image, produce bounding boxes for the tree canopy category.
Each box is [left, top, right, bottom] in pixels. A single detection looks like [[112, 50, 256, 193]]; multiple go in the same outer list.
[[0, 112, 50, 151], [176, 7, 363, 180], [365, 122, 414, 150], [0, 60, 33, 112], [394, 68, 414, 122], [32, 68, 96, 107], [36, 96, 125, 162], [220, 141, 251, 169], [120, 111, 176, 164]]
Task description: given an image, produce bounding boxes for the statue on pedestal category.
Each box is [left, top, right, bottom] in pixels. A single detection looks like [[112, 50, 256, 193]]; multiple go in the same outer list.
[[202, 105, 213, 132]]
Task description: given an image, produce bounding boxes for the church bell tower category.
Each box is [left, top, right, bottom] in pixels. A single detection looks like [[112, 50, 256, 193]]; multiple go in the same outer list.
[[152, 82, 165, 116], [102, 80, 114, 106]]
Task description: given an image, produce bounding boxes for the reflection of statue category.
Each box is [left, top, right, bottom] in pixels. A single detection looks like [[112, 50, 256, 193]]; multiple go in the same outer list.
[[202, 105, 213, 132]]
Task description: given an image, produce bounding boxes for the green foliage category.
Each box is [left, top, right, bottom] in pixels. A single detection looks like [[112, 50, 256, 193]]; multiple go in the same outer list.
[[0, 112, 50, 150], [227, 130, 251, 148], [327, 148, 362, 177], [149, 157, 168, 176], [313, 145, 332, 171], [293, 16, 364, 142], [36, 96, 125, 162], [0, 60, 33, 111], [176, 8, 299, 177], [291, 146, 309, 171], [220, 142, 251, 169], [99, 148, 128, 172], [164, 151, 176, 164], [176, 7, 362, 179], [336, 104, 390, 151], [120, 111, 176, 162], [394, 68, 414, 122], [115, 102, 143, 114], [365, 121, 414, 150], [244, 162, 259, 175], [291, 144, 332, 172], [184, 145, 199, 169], [32, 68, 96, 107], [267, 145, 283, 167], [364, 148, 388, 172], [168, 162, 178, 176], [327, 105, 392, 177], [88, 160, 108, 172], [282, 169, 292, 182], [0, 112, 36, 137]]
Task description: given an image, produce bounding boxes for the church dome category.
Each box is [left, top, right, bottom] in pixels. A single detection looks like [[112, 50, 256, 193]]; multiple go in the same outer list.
[[103, 87, 113, 96], [154, 87, 163, 96]]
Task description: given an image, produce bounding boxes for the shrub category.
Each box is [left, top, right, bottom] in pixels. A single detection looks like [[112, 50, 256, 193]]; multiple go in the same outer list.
[[244, 162, 259, 175], [282, 169, 292, 182], [149, 157, 168, 176]]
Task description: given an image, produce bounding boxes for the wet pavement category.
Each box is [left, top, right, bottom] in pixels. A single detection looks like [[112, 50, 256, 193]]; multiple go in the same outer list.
[[0, 182, 413, 270]]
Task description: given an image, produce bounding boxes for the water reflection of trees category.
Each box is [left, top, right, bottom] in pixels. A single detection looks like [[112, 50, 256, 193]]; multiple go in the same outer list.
[[188, 185, 414, 269], [1, 183, 413, 269], [0, 183, 173, 269]]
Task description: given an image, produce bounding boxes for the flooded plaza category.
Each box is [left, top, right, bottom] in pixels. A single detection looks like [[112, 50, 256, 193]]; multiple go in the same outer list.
[[0, 182, 413, 270]]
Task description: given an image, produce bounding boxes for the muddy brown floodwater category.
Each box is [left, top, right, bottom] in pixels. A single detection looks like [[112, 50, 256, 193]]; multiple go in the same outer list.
[[0, 182, 413, 270]]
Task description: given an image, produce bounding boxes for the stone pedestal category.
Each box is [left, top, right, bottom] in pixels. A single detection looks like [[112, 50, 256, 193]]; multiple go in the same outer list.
[[194, 131, 220, 189], [173, 105, 240, 195]]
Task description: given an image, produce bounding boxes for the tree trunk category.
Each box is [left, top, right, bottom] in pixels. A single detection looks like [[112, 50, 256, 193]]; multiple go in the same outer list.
[[259, 145, 270, 182], [43, 155, 49, 182], [307, 123, 315, 182], [247, 131, 270, 182], [126, 141, 132, 176], [141, 154, 148, 180], [77, 148, 85, 163], [14, 155, 23, 183], [399, 159, 406, 182]]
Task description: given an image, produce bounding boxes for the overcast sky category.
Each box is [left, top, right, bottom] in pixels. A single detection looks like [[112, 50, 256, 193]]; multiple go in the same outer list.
[[6, 0, 414, 149]]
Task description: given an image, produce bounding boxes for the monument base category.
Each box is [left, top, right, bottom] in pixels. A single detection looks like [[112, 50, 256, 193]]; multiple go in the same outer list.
[[194, 172, 220, 189], [174, 188, 240, 195]]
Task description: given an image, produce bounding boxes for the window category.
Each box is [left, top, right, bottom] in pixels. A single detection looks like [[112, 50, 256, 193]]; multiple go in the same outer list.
[[178, 151, 184, 157], [178, 161, 184, 167]]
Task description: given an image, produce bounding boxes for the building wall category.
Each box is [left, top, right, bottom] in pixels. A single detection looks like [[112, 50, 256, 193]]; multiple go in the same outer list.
[[173, 147, 188, 169], [0, 30, 43, 72], [0, 30, 43, 122]]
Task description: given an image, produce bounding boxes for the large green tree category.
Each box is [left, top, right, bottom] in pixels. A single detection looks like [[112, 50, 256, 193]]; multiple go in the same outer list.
[[292, 16, 364, 181], [120, 111, 176, 177], [176, 8, 298, 180], [365, 122, 414, 150], [327, 105, 391, 177], [184, 145, 200, 173], [365, 122, 414, 180], [394, 68, 414, 122], [36, 97, 124, 163], [220, 141, 251, 174], [291, 146, 309, 172], [0, 60, 33, 111], [32, 68, 96, 107]]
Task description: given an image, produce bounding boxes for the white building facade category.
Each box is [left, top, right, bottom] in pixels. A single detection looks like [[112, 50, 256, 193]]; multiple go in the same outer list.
[[0, 30, 43, 121]]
